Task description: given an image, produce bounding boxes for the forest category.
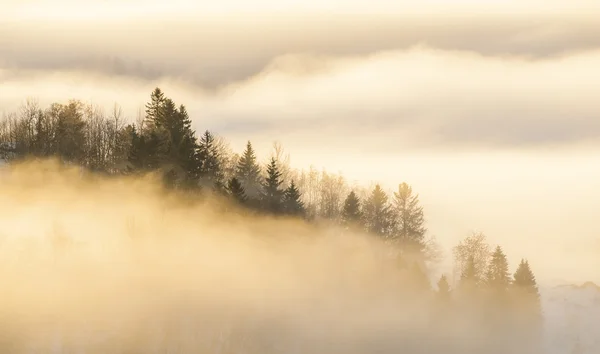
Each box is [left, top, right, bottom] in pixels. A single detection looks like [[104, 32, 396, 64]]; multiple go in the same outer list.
[[0, 88, 543, 353]]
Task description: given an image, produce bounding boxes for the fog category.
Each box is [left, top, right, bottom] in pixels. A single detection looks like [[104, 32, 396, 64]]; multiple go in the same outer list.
[[0, 159, 480, 353], [0, 1, 598, 350]]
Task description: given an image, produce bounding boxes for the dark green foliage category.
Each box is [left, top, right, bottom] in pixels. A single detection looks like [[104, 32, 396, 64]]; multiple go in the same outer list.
[[235, 141, 262, 200], [341, 191, 362, 227], [55, 101, 87, 163], [261, 157, 285, 214], [197, 130, 224, 191], [134, 88, 201, 188], [362, 184, 395, 238], [227, 177, 248, 204], [283, 180, 305, 216]]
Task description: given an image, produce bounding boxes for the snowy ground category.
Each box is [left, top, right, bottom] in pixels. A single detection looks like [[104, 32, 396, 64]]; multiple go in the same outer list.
[[541, 282, 600, 354]]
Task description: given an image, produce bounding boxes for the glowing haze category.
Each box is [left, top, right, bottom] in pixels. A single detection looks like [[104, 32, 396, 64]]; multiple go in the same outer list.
[[1, 0, 599, 284]]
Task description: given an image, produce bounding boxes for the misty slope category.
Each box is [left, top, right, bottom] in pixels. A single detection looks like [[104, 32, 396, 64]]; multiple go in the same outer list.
[[542, 282, 600, 354]]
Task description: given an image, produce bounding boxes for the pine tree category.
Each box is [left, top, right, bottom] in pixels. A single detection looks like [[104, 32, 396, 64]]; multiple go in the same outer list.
[[235, 141, 262, 199], [261, 157, 284, 214], [227, 177, 247, 205], [283, 180, 305, 216], [341, 191, 362, 228], [486, 246, 511, 293], [197, 130, 224, 191], [392, 182, 427, 253], [362, 184, 395, 239]]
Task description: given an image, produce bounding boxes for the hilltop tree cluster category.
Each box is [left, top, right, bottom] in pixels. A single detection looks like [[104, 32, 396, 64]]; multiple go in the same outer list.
[[0, 89, 543, 353]]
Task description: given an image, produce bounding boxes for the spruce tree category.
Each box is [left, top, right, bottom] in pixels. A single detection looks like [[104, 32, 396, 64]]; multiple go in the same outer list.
[[486, 246, 511, 293], [283, 180, 305, 216], [227, 177, 247, 205], [261, 157, 284, 214], [144, 87, 165, 131], [392, 182, 427, 253], [341, 191, 363, 228], [138, 88, 201, 188], [197, 130, 224, 191], [362, 184, 395, 239], [513, 259, 541, 314], [235, 141, 262, 199], [513, 259, 543, 354]]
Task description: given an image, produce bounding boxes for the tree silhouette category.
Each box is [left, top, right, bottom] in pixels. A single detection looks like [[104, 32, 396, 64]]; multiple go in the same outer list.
[[341, 190, 362, 228], [283, 180, 305, 216], [261, 157, 284, 214]]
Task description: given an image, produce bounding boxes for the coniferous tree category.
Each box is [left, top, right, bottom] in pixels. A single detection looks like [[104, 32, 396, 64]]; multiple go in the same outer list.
[[513, 259, 543, 354], [144, 87, 166, 131], [392, 182, 427, 253], [136, 88, 201, 187], [197, 130, 224, 191], [261, 157, 285, 214], [283, 180, 305, 216], [235, 141, 262, 200], [362, 184, 395, 239], [486, 246, 511, 293], [55, 101, 86, 163], [341, 191, 362, 228], [227, 177, 247, 205]]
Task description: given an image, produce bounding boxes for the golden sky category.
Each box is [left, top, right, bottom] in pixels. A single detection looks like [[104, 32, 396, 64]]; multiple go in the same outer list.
[[1, 0, 599, 282]]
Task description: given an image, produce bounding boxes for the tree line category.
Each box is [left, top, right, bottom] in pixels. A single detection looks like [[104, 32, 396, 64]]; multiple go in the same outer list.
[[0, 88, 544, 353]]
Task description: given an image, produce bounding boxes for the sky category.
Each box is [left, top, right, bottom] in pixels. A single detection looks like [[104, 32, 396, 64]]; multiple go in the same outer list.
[[1, 0, 600, 282]]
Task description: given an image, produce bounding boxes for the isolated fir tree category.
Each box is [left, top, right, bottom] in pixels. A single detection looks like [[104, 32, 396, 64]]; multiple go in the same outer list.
[[513, 259, 542, 315], [486, 246, 511, 293], [362, 184, 395, 239], [235, 141, 262, 199], [513, 259, 543, 354], [261, 157, 285, 214], [283, 180, 305, 216], [513, 259, 539, 295], [341, 191, 362, 227], [197, 130, 224, 191], [227, 177, 247, 205], [392, 182, 427, 252]]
